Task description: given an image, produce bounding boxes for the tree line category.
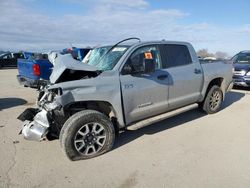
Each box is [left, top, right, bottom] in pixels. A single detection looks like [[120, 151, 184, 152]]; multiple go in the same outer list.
[[197, 49, 229, 60]]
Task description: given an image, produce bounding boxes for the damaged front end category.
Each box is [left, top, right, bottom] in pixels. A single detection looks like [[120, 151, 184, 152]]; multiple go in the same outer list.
[[17, 54, 102, 141], [18, 109, 49, 141], [18, 87, 64, 141]]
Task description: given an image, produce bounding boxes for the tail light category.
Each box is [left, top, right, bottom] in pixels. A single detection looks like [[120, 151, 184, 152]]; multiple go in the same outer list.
[[33, 64, 41, 76]]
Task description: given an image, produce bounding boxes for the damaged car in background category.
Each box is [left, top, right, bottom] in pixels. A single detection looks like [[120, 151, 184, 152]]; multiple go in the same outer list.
[[18, 38, 233, 161]]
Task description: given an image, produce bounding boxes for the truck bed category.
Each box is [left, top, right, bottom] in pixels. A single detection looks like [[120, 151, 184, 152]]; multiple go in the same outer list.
[[17, 59, 53, 87], [201, 60, 233, 99]]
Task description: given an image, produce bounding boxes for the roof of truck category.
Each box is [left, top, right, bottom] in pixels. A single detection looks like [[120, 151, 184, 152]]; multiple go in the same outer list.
[[100, 40, 192, 49], [139, 40, 191, 45]]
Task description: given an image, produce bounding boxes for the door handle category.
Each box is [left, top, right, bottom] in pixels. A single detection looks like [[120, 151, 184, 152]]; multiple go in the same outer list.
[[157, 74, 168, 80], [194, 69, 202, 74]]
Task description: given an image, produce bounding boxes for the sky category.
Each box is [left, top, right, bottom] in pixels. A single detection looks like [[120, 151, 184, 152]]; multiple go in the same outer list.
[[0, 0, 249, 56]]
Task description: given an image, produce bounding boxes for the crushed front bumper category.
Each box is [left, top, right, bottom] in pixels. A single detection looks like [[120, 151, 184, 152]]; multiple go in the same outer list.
[[18, 108, 50, 141]]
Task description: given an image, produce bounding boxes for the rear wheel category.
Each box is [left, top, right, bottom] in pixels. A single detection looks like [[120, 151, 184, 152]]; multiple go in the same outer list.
[[199, 85, 223, 114], [60, 110, 115, 160]]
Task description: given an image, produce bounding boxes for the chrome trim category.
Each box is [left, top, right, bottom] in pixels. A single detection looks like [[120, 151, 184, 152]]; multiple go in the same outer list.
[[22, 121, 48, 141], [21, 110, 49, 141], [233, 81, 249, 87], [233, 70, 246, 76]]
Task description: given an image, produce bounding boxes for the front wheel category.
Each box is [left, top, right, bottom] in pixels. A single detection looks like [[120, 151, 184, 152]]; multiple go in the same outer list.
[[60, 110, 115, 160], [199, 85, 223, 114]]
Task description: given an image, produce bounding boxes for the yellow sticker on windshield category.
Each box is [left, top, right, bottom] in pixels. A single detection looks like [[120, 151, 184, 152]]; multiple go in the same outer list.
[[144, 52, 153, 59]]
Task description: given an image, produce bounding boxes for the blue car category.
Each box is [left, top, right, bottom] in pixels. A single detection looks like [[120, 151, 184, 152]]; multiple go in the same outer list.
[[232, 51, 250, 87]]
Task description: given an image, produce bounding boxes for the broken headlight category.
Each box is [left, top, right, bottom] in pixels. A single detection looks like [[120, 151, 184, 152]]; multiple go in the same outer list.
[[37, 87, 63, 111]]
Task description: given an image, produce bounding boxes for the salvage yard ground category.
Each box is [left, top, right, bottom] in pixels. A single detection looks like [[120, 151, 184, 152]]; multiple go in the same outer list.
[[1, 69, 250, 188]]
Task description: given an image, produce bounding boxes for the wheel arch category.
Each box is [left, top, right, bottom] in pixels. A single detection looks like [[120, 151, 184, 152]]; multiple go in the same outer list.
[[202, 77, 224, 101], [64, 100, 119, 131]]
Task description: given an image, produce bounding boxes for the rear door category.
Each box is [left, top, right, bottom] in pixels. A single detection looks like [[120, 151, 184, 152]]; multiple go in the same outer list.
[[159, 44, 203, 109], [120, 45, 169, 125]]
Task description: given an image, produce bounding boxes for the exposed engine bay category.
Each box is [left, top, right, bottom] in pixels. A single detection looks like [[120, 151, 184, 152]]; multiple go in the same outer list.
[[55, 69, 99, 83], [49, 54, 100, 84]]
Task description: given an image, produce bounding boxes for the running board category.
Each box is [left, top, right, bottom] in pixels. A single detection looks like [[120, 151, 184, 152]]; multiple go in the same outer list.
[[127, 103, 198, 131]]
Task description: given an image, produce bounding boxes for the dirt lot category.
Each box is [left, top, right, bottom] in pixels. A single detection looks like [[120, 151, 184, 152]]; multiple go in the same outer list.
[[1, 69, 250, 188]]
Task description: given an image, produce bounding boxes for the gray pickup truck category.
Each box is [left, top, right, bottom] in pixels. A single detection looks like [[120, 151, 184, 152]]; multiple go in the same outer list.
[[18, 38, 233, 160]]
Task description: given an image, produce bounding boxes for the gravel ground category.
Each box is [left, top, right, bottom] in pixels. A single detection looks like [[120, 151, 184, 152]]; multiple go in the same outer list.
[[1, 68, 250, 188]]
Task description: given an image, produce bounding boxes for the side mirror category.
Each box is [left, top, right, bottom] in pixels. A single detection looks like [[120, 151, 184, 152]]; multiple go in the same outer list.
[[122, 53, 156, 75], [122, 63, 132, 75], [143, 58, 155, 74]]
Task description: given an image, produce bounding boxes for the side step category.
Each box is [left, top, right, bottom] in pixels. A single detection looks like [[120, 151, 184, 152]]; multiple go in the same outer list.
[[127, 103, 198, 131]]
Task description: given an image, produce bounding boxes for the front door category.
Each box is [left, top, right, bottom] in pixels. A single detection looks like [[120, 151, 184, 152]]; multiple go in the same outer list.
[[120, 45, 169, 125]]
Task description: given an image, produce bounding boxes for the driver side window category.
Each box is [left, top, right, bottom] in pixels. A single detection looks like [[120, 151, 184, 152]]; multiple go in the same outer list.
[[122, 45, 161, 74]]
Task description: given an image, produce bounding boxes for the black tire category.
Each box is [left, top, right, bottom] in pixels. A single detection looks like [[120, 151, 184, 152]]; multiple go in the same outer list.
[[59, 110, 115, 161], [199, 85, 223, 114]]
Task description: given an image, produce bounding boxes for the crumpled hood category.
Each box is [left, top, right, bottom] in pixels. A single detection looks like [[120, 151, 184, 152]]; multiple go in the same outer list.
[[49, 54, 98, 84]]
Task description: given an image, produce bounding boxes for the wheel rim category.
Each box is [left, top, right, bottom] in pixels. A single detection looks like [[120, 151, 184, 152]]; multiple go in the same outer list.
[[209, 90, 221, 111], [74, 122, 106, 156]]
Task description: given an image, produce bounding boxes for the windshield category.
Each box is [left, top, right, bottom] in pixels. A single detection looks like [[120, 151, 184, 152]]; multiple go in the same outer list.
[[88, 46, 129, 71], [233, 53, 250, 64]]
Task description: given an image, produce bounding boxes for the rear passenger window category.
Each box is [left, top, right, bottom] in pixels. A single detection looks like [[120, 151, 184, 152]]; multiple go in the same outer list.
[[160, 44, 192, 68]]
